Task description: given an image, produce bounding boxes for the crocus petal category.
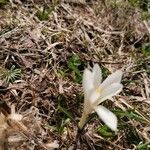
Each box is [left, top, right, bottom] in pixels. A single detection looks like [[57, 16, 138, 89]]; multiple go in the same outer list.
[[89, 89, 101, 105], [94, 105, 117, 131], [92, 64, 102, 88], [97, 83, 123, 104], [82, 69, 94, 97], [100, 70, 123, 89]]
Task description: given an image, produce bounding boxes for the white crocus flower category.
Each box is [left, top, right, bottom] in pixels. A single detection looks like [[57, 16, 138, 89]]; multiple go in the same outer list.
[[79, 64, 123, 131]]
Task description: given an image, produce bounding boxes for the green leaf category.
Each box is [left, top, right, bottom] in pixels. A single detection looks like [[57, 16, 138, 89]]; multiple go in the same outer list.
[[36, 2, 59, 21], [97, 125, 115, 138], [142, 42, 150, 57], [43, 124, 57, 131], [36, 7, 49, 21], [113, 109, 146, 122], [0, 0, 8, 5], [101, 66, 110, 79], [56, 105, 73, 134], [58, 118, 70, 134], [137, 142, 150, 150], [67, 54, 83, 83], [58, 105, 74, 121], [0, 66, 21, 83]]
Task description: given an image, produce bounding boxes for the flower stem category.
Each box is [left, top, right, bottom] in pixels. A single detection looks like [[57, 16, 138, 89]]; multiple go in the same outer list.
[[78, 112, 88, 130]]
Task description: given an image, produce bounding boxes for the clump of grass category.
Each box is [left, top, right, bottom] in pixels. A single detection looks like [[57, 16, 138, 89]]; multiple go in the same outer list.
[[67, 54, 84, 83], [0, 65, 21, 83], [36, 1, 59, 21], [36, 6, 50, 21]]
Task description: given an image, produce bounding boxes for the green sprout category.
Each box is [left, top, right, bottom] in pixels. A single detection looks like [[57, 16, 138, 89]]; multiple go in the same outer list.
[[0, 65, 21, 83]]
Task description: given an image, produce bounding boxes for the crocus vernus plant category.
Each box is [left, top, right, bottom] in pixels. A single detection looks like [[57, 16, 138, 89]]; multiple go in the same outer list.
[[79, 64, 123, 131]]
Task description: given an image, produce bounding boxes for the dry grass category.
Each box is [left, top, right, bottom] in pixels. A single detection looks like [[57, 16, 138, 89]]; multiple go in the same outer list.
[[0, 0, 150, 149]]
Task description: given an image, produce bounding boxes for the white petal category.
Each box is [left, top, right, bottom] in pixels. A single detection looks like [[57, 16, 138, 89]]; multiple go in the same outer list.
[[97, 83, 123, 104], [100, 70, 123, 89], [92, 64, 102, 88], [89, 89, 101, 105], [83, 88, 101, 115], [94, 105, 117, 131], [82, 69, 94, 97]]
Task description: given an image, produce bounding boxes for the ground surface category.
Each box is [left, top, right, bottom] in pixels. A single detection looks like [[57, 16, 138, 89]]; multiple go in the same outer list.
[[0, 0, 150, 149]]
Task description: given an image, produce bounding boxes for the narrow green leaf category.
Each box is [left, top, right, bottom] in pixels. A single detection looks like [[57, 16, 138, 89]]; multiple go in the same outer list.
[[113, 109, 146, 122], [58, 105, 74, 121], [97, 125, 115, 138], [137, 142, 150, 150]]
